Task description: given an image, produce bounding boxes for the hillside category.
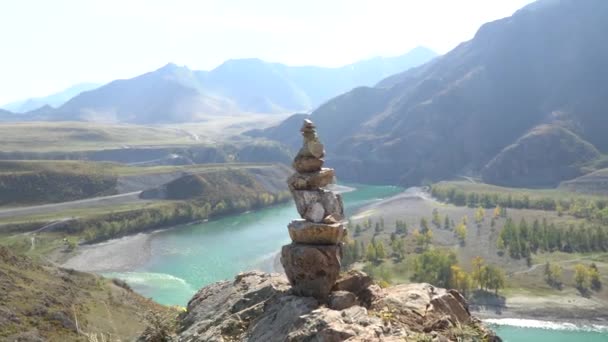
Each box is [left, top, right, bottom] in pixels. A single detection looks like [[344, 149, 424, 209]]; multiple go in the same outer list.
[[0, 160, 120, 206], [18, 47, 436, 123], [482, 125, 600, 187], [0, 108, 19, 121], [559, 168, 608, 195], [0, 246, 173, 341], [0, 160, 290, 213], [255, 0, 608, 188]]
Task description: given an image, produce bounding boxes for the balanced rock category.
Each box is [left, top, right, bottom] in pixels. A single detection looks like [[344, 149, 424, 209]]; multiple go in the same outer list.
[[292, 189, 344, 223], [292, 119, 326, 173], [293, 155, 324, 173], [299, 119, 325, 159], [287, 168, 335, 190], [288, 220, 346, 245], [280, 243, 341, 300]]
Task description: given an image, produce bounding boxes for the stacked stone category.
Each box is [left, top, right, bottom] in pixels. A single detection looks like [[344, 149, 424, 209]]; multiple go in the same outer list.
[[280, 119, 346, 300]]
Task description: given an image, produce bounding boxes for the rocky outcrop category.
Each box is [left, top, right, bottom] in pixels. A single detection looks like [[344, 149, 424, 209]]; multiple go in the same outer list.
[[280, 119, 347, 300], [177, 271, 500, 342]]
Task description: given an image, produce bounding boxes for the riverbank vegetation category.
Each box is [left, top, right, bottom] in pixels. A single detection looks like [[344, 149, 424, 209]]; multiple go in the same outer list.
[[343, 183, 608, 309], [0, 166, 291, 260], [431, 181, 608, 223]]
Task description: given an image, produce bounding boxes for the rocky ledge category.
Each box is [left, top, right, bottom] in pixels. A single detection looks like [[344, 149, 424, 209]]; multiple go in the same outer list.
[[177, 271, 500, 342]]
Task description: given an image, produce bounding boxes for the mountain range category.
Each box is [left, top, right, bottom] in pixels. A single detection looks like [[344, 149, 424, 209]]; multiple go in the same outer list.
[[0, 47, 437, 123], [2, 83, 100, 113], [252, 0, 608, 187]]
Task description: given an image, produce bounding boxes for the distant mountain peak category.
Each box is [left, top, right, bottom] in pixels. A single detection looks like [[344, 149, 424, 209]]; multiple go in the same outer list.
[[156, 62, 190, 74], [6, 50, 438, 123], [2, 83, 101, 113]]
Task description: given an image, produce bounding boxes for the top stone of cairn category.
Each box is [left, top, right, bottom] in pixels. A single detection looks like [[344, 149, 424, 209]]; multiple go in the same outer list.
[[293, 119, 326, 173]]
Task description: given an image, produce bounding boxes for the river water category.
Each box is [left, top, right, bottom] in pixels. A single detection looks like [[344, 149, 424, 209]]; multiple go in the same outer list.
[[104, 183, 403, 305], [103, 183, 607, 341]]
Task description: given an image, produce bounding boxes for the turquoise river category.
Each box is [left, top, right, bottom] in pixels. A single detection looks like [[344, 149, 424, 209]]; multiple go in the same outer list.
[[105, 183, 608, 341]]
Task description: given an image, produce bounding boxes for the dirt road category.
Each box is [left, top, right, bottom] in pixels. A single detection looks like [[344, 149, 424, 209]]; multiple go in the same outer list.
[[0, 191, 145, 219]]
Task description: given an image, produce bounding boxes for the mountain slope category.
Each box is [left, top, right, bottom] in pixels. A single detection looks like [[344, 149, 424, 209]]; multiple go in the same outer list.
[[23, 48, 436, 123], [53, 64, 239, 123], [2, 83, 101, 113], [0, 246, 172, 341], [256, 0, 608, 187], [559, 168, 608, 195], [481, 125, 600, 187], [0, 108, 15, 120]]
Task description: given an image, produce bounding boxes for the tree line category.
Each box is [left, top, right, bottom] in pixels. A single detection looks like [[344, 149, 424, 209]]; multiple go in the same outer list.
[[431, 184, 608, 223], [498, 217, 608, 260], [57, 191, 290, 243]]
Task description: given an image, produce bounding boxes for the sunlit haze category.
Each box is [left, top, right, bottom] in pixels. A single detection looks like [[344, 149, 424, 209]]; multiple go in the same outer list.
[[0, 0, 534, 104]]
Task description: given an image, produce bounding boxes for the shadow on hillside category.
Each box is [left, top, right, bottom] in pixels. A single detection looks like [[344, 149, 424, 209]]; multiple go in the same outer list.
[[468, 290, 507, 314]]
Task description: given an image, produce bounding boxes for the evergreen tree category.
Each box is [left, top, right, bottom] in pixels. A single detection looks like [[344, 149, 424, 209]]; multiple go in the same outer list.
[[420, 217, 430, 234], [590, 263, 602, 291], [366, 242, 377, 261], [393, 238, 406, 261], [432, 209, 441, 227], [355, 224, 362, 236], [496, 236, 505, 255], [375, 241, 387, 260], [359, 241, 366, 260]]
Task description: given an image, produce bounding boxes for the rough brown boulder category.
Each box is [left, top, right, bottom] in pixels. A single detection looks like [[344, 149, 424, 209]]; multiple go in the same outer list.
[[280, 244, 341, 300]]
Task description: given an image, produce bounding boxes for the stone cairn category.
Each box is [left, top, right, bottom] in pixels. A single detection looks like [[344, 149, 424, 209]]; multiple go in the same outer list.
[[280, 119, 346, 300]]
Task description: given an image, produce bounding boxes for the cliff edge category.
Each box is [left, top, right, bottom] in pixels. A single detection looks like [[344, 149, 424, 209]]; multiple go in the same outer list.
[[175, 270, 500, 342]]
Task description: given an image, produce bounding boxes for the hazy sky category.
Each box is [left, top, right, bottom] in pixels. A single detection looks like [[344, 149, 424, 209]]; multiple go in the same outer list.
[[0, 0, 535, 104]]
